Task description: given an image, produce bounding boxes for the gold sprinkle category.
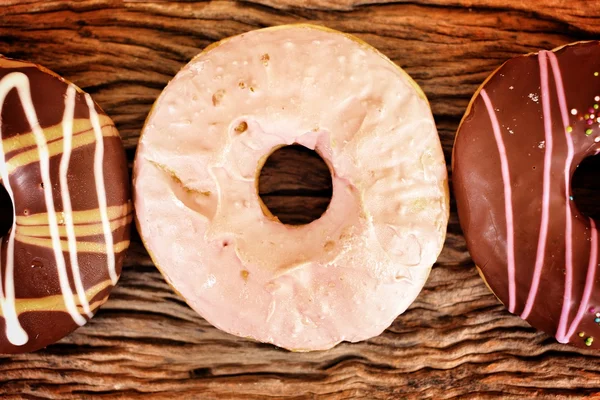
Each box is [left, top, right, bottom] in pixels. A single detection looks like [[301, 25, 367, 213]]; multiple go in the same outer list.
[[566, 126, 573, 133], [234, 121, 248, 133], [240, 270, 249, 281], [212, 90, 225, 106], [324, 241, 335, 252], [579, 332, 586, 337], [261, 53, 270, 65], [249, 86, 255, 92], [238, 81, 246, 89]]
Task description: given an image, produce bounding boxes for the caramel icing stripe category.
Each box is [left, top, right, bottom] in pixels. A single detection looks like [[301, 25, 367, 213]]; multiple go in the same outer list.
[[1, 114, 114, 155], [16, 202, 132, 226], [0, 279, 112, 317], [17, 214, 132, 238], [6, 123, 118, 174], [14, 234, 129, 254]]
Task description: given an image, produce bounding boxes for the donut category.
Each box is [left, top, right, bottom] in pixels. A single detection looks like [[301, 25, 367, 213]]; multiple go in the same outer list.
[[0, 57, 132, 353], [134, 24, 449, 351], [453, 41, 600, 348]]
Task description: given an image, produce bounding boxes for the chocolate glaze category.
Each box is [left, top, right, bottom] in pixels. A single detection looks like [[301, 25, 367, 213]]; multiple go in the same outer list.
[[453, 41, 600, 349], [0, 57, 131, 354]]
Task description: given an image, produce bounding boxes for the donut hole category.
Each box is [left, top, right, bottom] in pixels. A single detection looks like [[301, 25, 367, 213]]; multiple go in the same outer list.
[[258, 145, 333, 225], [572, 154, 600, 221], [0, 183, 14, 237]]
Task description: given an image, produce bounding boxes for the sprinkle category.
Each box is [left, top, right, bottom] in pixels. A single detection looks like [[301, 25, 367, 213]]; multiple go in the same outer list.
[[591, 114, 596, 119], [595, 318, 600, 323], [528, 93, 539, 103], [596, 137, 600, 143], [588, 119, 594, 125], [586, 337, 594, 346], [585, 114, 590, 119], [571, 108, 578, 115], [590, 108, 596, 114], [595, 104, 599, 110], [579, 332, 586, 337], [509, 86, 514, 90], [596, 312, 600, 317], [586, 128, 593, 135], [260, 53, 270, 66], [569, 196, 574, 201], [234, 121, 248, 133], [595, 72, 599, 77], [590, 307, 596, 313], [566, 126, 573, 133]]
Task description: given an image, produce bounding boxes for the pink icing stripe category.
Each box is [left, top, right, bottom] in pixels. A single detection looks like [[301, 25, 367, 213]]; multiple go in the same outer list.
[[563, 220, 598, 341], [547, 51, 576, 341], [480, 89, 516, 313], [521, 51, 554, 320], [548, 52, 570, 125]]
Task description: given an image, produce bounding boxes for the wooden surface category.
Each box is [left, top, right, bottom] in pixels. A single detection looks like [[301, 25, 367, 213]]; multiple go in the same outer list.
[[1, 1, 600, 398]]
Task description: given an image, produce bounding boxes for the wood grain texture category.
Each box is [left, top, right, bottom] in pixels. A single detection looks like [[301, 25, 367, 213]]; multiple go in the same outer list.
[[0, 0, 600, 398]]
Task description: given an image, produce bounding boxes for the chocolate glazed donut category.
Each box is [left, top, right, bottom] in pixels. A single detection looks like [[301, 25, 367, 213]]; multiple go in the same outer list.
[[0, 57, 131, 353], [453, 41, 600, 349]]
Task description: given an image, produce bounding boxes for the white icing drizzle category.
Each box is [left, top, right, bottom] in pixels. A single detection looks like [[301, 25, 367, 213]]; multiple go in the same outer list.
[[60, 85, 93, 318], [0, 75, 28, 346], [23, 76, 87, 328], [85, 94, 117, 284]]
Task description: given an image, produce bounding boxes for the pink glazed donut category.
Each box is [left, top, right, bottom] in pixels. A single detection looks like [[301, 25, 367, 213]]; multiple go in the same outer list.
[[133, 25, 449, 351]]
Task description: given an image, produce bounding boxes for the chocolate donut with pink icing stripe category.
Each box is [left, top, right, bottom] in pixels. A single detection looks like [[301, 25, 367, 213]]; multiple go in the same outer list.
[[453, 41, 600, 348]]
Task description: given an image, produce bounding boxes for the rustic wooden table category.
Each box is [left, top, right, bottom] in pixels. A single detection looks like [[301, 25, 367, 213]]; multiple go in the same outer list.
[[1, 1, 600, 398]]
